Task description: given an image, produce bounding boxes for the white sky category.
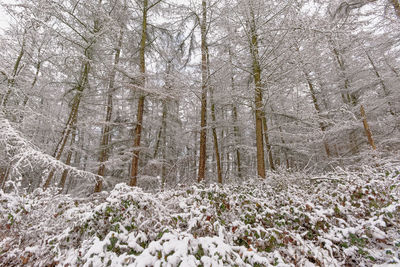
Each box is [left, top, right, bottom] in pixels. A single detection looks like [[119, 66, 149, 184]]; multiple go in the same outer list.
[[0, 12, 8, 31], [0, 1, 10, 32]]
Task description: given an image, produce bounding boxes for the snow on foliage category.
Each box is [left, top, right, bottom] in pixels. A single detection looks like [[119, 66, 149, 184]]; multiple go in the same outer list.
[[0, 112, 100, 187], [1, 165, 399, 266]]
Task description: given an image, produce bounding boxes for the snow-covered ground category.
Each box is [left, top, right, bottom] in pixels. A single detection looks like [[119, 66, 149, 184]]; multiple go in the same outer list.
[[1, 165, 399, 266]]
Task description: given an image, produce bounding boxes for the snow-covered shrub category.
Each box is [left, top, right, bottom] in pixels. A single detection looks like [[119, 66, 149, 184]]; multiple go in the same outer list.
[[0, 164, 399, 266]]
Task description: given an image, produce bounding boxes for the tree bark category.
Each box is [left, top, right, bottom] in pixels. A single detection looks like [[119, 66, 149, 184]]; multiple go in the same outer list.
[[197, 0, 208, 183], [210, 88, 222, 183], [161, 100, 167, 189], [249, 3, 266, 179], [304, 73, 331, 157], [43, 90, 82, 189], [95, 30, 123, 192], [153, 125, 162, 159], [232, 105, 242, 178], [228, 45, 242, 178], [22, 43, 43, 110], [2, 33, 26, 108], [331, 44, 359, 155], [160, 62, 173, 189], [262, 113, 275, 171], [130, 0, 149, 186], [270, 105, 289, 170], [332, 46, 356, 106], [0, 167, 10, 190], [279, 125, 290, 170], [205, 38, 222, 184], [59, 124, 77, 191], [360, 105, 376, 150], [365, 51, 394, 115], [390, 0, 400, 18]]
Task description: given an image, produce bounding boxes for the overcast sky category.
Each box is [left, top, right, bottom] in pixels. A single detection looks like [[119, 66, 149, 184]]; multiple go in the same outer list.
[[0, 2, 9, 32]]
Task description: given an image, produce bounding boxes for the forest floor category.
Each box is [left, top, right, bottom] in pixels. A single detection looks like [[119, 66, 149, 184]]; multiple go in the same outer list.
[[0, 164, 399, 266]]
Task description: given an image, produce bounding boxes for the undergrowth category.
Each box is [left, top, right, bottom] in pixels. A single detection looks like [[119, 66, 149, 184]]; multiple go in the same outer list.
[[0, 165, 399, 266]]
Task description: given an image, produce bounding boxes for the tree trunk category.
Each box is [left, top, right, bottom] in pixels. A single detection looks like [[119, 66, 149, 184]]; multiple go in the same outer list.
[[270, 105, 289, 170], [210, 88, 222, 183], [59, 125, 77, 191], [332, 46, 356, 106], [249, 4, 266, 179], [279, 126, 290, 169], [304, 72, 331, 157], [262, 113, 275, 171], [130, 95, 145, 187], [43, 32, 94, 189], [161, 100, 167, 189], [130, 0, 149, 186], [232, 105, 242, 178], [153, 125, 162, 158], [160, 61, 174, 189], [390, 0, 400, 18], [95, 30, 123, 192], [360, 105, 376, 150], [365, 51, 394, 115], [197, 0, 208, 183], [2, 33, 26, 108], [331, 44, 360, 155], [205, 39, 222, 184], [228, 45, 242, 179], [43, 90, 82, 189], [23, 50, 42, 109], [0, 166, 10, 190]]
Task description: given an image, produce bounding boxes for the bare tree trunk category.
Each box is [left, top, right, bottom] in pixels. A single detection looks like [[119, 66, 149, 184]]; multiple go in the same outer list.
[[228, 45, 242, 178], [161, 100, 167, 189], [232, 105, 242, 178], [95, 30, 123, 192], [2, 33, 26, 108], [270, 105, 289, 170], [221, 109, 229, 178], [249, 4, 265, 179], [0, 169, 4, 189], [0, 168, 6, 189], [205, 40, 222, 184], [43, 4, 102, 189], [332, 46, 356, 105], [360, 105, 376, 150], [59, 124, 77, 191], [153, 125, 162, 158], [43, 21, 96, 188], [0, 166, 10, 190], [43, 90, 82, 189], [262, 113, 275, 171], [279, 126, 290, 169], [304, 73, 331, 157], [197, 0, 208, 183], [365, 51, 394, 115], [130, 96, 145, 187], [390, 0, 400, 18], [23, 49, 42, 108], [331, 44, 360, 155], [160, 61, 174, 189], [210, 88, 222, 183], [130, 0, 149, 187]]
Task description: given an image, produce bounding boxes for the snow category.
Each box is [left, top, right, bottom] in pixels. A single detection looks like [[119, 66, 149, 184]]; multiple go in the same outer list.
[[0, 164, 399, 266]]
